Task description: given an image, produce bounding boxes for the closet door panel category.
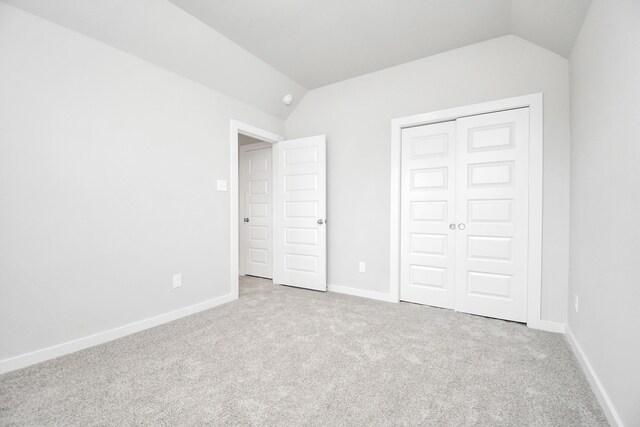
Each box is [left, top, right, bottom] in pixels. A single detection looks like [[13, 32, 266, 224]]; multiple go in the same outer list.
[[400, 121, 457, 309], [455, 108, 530, 322]]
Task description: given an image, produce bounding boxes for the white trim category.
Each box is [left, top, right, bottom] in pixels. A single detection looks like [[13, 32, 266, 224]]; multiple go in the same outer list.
[[0, 293, 235, 374], [565, 327, 623, 427], [328, 284, 397, 303], [526, 95, 544, 331], [229, 120, 283, 298], [390, 94, 545, 329]]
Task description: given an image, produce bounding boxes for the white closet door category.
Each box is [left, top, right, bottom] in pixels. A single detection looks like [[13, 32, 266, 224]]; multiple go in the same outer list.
[[400, 121, 457, 308], [273, 136, 326, 291], [243, 145, 273, 279], [455, 108, 529, 322]]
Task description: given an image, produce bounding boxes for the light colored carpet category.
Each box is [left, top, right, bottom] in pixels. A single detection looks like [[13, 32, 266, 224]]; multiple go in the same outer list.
[[1, 276, 607, 426]]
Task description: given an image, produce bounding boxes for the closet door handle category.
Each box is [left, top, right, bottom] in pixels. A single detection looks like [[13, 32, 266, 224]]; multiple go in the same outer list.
[[243, 217, 250, 223], [449, 223, 456, 230], [458, 223, 466, 230]]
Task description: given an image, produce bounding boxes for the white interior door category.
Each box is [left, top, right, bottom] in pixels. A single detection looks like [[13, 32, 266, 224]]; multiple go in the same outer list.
[[400, 121, 457, 308], [241, 143, 272, 279], [399, 108, 530, 322], [455, 108, 529, 322], [273, 135, 326, 291]]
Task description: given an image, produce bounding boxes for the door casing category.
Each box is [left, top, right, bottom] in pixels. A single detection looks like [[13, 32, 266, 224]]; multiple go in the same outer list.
[[390, 94, 549, 330]]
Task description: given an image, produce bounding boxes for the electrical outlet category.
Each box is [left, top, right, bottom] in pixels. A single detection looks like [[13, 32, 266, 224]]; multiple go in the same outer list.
[[359, 262, 366, 273], [574, 295, 579, 313], [173, 273, 182, 288]]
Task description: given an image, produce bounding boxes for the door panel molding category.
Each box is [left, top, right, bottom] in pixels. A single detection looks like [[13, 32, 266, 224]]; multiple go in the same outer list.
[[391, 93, 545, 330]]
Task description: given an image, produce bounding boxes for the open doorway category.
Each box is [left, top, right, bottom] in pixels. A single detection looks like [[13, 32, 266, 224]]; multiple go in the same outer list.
[[230, 120, 282, 299], [239, 134, 276, 298], [230, 120, 328, 299]]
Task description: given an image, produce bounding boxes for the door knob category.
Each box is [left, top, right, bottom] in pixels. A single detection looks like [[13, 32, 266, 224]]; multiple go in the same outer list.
[[449, 223, 456, 230], [458, 223, 466, 230], [317, 219, 325, 225], [243, 217, 250, 223]]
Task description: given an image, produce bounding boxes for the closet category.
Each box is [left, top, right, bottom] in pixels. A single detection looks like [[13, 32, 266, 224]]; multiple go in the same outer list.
[[400, 108, 529, 322]]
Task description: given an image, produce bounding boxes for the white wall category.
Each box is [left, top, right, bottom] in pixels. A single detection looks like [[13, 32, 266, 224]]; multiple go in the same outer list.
[[569, 0, 640, 424], [0, 4, 283, 361], [286, 35, 571, 323]]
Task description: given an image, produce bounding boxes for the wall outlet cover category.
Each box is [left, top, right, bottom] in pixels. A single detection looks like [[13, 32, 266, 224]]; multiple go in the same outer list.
[[359, 262, 366, 273], [173, 273, 182, 288]]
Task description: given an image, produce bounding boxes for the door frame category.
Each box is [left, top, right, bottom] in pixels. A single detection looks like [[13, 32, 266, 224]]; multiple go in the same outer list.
[[230, 120, 283, 299], [239, 141, 274, 277], [390, 93, 546, 330]]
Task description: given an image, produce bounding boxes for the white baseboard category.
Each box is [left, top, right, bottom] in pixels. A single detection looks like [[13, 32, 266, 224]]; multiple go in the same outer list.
[[565, 326, 623, 427], [527, 319, 566, 333], [0, 293, 236, 374], [326, 287, 571, 338], [328, 284, 397, 303]]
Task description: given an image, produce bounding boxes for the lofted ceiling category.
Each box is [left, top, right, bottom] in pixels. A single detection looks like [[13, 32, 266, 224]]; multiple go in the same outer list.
[[2, 0, 591, 118], [168, 0, 592, 89], [1, 0, 306, 119]]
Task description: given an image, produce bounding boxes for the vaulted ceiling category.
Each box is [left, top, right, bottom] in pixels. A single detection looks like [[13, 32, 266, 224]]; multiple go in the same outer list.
[[168, 0, 592, 89], [3, 0, 591, 118], [1, 0, 307, 118]]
